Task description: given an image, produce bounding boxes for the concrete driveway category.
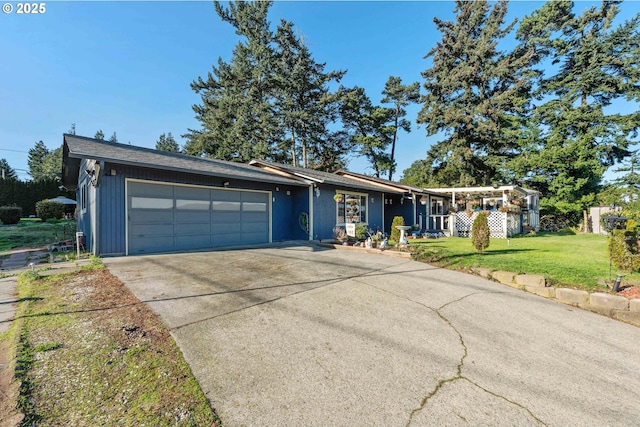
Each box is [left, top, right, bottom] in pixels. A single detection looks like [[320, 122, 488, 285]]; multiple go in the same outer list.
[[105, 243, 640, 426]]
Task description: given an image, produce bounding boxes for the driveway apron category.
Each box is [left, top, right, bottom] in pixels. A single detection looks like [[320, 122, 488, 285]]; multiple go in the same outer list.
[[105, 244, 640, 427]]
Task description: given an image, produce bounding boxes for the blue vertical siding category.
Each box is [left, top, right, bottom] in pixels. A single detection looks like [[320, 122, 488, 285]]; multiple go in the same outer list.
[[384, 193, 414, 232], [290, 188, 310, 240], [312, 185, 384, 240], [94, 163, 302, 255]]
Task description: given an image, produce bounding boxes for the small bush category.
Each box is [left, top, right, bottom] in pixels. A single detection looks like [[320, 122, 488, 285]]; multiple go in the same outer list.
[[355, 223, 368, 239], [472, 212, 490, 253], [390, 216, 405, 243], [610, 229, 640, 272], [0, 205, 22, 225], [35, 200, 64, 221]]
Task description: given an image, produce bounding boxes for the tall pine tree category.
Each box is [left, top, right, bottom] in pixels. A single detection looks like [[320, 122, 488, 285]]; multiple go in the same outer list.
[[381, 76, 420, 181], [417, 0, 533, 186], [273, 20, 346, 169], [28, 141, 49, 181], [156, 132, 181, 153], [516, 0, 640, 213], [185, 1, 280, 162]]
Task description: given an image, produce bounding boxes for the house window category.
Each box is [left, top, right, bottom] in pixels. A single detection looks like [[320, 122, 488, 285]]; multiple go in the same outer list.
[[336, 192, 367, 224], [81, 184, 87, 212], [431, 199, 443, 215]]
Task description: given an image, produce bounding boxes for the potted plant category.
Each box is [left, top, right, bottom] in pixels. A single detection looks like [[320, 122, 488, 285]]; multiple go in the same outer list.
[[471, 200, 482, 211], [488, 198, 496, 207], [333, 193, 344, 203]]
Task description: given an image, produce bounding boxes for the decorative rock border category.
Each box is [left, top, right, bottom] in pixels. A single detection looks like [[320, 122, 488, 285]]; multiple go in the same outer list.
[[471, 267, 640, 328], [316, 242, 412, 259]]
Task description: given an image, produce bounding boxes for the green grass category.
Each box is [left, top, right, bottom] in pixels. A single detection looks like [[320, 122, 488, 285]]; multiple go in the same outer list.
[[0, 219, 77, 254], [410, 232, 640, 292], [12, 268, 220, 426]]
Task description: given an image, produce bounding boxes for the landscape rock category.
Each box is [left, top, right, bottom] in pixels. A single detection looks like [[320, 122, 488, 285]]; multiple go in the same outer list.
[[589, 293, 629, 311], [516, 274, 546, 288], [555, 288, 590, 306], [491, 271, 516, 286]]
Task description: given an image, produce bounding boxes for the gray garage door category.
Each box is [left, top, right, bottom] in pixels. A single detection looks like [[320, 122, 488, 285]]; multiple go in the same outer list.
[[127, 181, 270, 254]]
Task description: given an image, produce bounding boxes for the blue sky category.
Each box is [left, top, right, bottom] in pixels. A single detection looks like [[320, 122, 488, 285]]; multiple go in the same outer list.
[[1, 0, 639, 182]]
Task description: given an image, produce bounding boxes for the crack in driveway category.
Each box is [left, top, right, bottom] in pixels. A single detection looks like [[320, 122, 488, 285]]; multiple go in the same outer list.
[[362, 283, 547, 427]]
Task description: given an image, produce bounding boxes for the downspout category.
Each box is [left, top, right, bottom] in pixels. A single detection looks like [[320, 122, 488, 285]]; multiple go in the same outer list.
[[382, 192, 385, 235], [94, 160, 104, 256], [308, 185, 314, 240]]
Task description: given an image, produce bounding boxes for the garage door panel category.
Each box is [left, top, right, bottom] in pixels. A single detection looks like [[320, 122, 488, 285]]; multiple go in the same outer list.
[[176, 222, 211, 234], [212, 212, 239, 223], [212, 189, 241, 201], [175, 211, 210, 223], [241, 192, 268, 203], [212, 223, 241, 234], [176, 235, 211, 250], [241, 212, 268, 223], [129, 182, 174, 197], [128, 181, 270, 254], [243, 232, 267, 244], [242, 222, 268, 233], [176, 186, 210, 199], [213, 234, 239, 246], [129, 236, 174, 254], [129, 210, 174, 223], [130, 223, 173, 237]]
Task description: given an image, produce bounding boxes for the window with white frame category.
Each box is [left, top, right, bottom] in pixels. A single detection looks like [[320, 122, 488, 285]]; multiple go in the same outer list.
[[336, 192, 367, 224]]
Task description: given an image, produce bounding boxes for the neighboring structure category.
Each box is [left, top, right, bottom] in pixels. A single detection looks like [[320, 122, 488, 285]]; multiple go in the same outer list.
[[62, 135, 541, 256]]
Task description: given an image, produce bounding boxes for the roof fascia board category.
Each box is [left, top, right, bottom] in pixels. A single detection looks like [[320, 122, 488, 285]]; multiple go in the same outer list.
[[335, 172, 406, 194], [67, 152, 307, 187], [249, 160, 321, 184]]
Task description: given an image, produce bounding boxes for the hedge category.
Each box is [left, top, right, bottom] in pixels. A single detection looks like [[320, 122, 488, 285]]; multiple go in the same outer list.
[[609, 229, 640, 272], [0, 178, 75, 216], [0, 205, 22, 225], [35, 200, 65, 221]]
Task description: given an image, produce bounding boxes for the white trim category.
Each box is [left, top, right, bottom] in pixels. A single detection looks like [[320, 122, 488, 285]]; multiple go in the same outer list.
[[125, 178, 273, 255], [335, 190, 369, 226]]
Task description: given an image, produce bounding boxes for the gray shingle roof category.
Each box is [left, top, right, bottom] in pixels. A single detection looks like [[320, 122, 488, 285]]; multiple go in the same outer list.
[[249, 160, 406, 194], [62, 135, 306, 190]]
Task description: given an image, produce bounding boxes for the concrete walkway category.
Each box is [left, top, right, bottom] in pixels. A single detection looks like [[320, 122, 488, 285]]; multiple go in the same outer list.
[[105, 243, 640, 427]]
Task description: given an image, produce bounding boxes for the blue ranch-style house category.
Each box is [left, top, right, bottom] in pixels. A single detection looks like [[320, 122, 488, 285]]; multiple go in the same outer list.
[[62, 135, 539, 256], [62, 135, 430, 256]]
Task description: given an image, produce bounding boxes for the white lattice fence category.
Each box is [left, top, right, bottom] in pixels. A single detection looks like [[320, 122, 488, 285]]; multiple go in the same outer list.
[[455, 211, 519, 238]]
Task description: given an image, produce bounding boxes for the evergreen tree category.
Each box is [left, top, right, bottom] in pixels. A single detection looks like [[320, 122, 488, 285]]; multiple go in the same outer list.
[[109, 132, 118, 143], [381, 76, 420, 181], [28, 140, 49, 181], [417, 0, 533, 186], [516, 0, 640, 213], [273, 20, 347, 168], [38, 147, 63, 182], [0, 159, 17, 180], [400, 159, 431, 187], [94, 130, 105, 140], [185, 1, 280, 162], [613, 150, 640, 203], [340, 87, 395, 178], [156, 132, 181, 153]]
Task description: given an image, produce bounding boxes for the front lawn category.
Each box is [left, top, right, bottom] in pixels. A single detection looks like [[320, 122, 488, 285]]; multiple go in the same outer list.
[[0, 220, 77, 254], [410, 233, 640, 292]]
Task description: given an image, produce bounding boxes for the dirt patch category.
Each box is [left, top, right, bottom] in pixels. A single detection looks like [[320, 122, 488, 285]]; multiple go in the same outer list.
[[2, 267, 220, 426], [618, 286, 640, 300]]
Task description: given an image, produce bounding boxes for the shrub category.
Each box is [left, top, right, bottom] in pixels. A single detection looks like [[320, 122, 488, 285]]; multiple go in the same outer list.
[[390, 216, 405, 243], [0, 205, 22, 225], [471, 212, 490, 253], [35, 200, 64, 221], [610, 229, 640, 272], [355, 223, 367, 239]]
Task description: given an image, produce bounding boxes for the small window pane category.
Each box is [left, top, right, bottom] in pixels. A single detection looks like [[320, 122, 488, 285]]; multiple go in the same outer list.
[[212, 201, 241, 211], [176, 199, 210, 210], [243, 202, 267, 212], [131, 197, 173, 209]]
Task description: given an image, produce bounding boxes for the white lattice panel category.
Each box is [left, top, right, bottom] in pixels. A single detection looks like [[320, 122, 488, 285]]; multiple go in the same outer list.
[[454, 211, 519, 238]]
